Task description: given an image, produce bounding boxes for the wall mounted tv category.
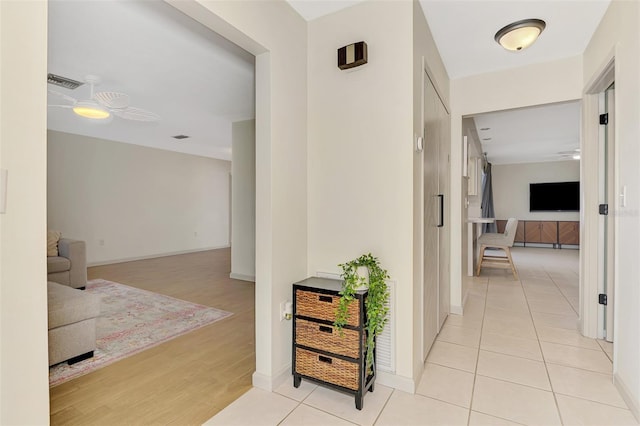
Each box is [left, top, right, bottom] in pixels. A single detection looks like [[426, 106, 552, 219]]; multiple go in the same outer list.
[[529, 181, 580, 212]]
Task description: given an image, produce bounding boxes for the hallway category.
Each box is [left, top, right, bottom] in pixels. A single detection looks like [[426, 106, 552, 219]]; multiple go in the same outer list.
[[205, 248, 637, 425]]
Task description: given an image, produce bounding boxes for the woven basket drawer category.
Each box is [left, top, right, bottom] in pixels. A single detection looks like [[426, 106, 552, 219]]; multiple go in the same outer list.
[[295, 348, 359, 390], [296, 289, 360, 327], [295, 319, 359, 358]]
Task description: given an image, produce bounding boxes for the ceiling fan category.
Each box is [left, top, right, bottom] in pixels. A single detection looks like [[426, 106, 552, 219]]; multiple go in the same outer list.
[[557, 149, 581, 160], [48, 74, 160, 122]]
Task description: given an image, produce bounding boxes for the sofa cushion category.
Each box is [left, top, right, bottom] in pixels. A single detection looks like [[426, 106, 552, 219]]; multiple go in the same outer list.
[[47, 256, 71, 274], [48, 282, 101, 329], [47, 230, 62, 256]]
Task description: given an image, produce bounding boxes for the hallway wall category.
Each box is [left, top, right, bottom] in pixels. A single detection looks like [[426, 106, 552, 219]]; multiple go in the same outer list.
[[583, 0, 640, 418], [450, 55, 583, 315], [492, 161, 580, 221], [0, 1, 50, 423], [307, 0, 415, 384], [231, 119, 256, 281]]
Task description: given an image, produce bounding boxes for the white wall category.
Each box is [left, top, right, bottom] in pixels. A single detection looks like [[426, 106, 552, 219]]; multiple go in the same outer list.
[[461, 117, 483, 287], [492, 161, 580, 221], [0, 1, 50, 423], [463, 118, 483, 218], [307, 0, 416, 386], [48, 131, 231, 265], [167, 0, 308, 389], [0, 3, 307, 415], [450, 55, 583, 313], [583, 0, 640, 418], [231, 119, 256, 281]]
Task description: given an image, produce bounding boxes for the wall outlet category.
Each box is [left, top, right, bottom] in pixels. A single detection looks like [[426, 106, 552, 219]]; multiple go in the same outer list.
[[98, 239, 105, 246], [280, 301, 293, 321]]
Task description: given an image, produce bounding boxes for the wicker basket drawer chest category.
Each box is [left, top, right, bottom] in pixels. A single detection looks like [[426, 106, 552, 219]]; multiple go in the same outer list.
[[292, 277, 375, 410]]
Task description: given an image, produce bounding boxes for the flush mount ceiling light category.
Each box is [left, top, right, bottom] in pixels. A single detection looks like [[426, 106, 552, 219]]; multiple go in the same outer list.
[[495, 19, 546, 51]]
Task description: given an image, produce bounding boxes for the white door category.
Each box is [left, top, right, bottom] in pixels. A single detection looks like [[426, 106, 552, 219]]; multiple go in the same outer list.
[[423, 72, 450, 359], [436, 90, 450, 330], [423, 74, 439, 358], [599, 84, 615, 342]]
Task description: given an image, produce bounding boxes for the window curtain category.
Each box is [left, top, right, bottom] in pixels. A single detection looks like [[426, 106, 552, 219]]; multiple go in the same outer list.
[[481, 162, 497, 233]]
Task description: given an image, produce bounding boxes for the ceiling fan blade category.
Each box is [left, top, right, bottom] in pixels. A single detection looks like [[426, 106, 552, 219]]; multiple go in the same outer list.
[[94, 91, 130, 109], [113, 106, 160, 122], [48, 104, 74, 109], [48, 89, 77, 104]]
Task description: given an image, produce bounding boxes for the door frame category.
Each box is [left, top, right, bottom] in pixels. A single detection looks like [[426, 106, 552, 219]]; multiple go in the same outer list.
[[580, 53, 616, 340], [599, 85, 615, 341]]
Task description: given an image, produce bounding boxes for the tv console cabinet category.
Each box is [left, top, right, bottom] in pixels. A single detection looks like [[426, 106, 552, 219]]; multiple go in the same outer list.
[[496, 220, 579, 248]]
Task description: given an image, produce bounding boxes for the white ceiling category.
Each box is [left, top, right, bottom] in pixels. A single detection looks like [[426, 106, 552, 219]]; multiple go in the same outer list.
[[418, 0, 610, 79], [47, 0, 255, 161], [48, 0, 610, 164], [287, 0, 608, 165], [471, 101, 581, 165], [287, 0, 366, 21]]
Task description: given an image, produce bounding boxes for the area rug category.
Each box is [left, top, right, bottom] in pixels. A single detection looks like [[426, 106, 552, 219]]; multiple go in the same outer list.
[[49, 279, 232, 387]]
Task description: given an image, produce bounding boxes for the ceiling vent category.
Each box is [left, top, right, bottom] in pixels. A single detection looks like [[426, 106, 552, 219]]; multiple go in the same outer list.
[[172, 135, 190, 140], [47, 73, 84, 90]]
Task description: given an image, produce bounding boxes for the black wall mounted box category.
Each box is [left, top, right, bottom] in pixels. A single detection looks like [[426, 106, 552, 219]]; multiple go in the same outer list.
[[338, 41, 368, 70]]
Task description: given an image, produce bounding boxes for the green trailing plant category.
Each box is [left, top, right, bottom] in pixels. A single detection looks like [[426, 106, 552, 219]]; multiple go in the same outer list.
[[334, 253, 390, 376]]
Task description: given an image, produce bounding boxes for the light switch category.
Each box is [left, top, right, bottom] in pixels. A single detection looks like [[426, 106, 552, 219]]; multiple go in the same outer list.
[[0, 169, 7, 214]]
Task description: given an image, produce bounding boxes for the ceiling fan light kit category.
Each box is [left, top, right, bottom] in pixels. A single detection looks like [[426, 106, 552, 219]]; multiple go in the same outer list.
[[48, 74, 160, 122], [495, 18, 546, 51], [72, 101, 111, 120]]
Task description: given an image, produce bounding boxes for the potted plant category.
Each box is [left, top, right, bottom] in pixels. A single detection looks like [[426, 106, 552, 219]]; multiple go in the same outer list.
[[334, 253, 390, 376]]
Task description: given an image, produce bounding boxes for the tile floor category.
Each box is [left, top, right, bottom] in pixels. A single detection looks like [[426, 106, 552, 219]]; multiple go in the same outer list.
[[204, 247, 638, 425]]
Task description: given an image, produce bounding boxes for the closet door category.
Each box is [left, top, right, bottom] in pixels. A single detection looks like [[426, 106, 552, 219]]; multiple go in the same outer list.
[[423, 72, 450, 360], [436, 86, 450, 330], [423, 74, 439, 359]]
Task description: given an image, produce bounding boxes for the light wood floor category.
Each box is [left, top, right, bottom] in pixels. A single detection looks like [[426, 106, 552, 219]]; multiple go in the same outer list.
[[49, 248, 255, 425]]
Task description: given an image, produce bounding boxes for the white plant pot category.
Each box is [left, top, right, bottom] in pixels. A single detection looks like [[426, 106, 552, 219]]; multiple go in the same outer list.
[[356, 266, 369, 290]]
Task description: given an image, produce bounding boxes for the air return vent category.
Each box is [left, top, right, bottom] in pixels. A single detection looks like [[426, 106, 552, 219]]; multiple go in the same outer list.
[[47, 73, 83, 90], [172, 135, 190, 140], [315, 272, 395, 373]]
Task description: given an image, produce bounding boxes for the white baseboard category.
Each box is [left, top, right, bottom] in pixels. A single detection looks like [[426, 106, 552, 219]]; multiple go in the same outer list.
[[230, 272, 255, 282], [376, 371, 416, 394], [87, 245, 230, 267], [614, 372, 640, 422], [252, 364, 291, 392], [450, 304, 464, 315], [253, 366, 415, 395], [251, 371, 272, 392]]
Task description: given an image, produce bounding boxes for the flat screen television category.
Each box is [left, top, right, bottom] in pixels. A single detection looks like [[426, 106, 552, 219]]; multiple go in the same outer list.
[[529, 181, 580, 212]]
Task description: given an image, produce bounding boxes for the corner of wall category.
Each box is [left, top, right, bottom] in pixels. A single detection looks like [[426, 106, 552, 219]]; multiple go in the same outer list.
[[377, 371, 417, 394], [614, 372, 640, 422]]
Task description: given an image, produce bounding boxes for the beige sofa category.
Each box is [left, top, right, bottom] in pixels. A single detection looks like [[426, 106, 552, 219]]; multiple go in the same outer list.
[[46, 237, 100, 366], [48, 281, 101, 366], [47, 238, 87, 289]]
